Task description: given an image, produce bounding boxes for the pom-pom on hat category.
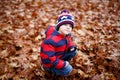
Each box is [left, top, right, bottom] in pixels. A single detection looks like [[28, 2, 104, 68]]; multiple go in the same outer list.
[[56, 9, 74, 30]]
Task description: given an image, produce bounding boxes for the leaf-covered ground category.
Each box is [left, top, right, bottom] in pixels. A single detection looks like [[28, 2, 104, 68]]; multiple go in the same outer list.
[[0, 0, 120, 80]]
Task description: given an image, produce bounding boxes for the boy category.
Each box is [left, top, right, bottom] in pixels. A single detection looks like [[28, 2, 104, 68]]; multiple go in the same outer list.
[[40, 10, 77, 76]]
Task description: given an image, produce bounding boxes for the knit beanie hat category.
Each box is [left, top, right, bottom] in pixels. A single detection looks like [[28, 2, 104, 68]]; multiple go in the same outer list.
[[56, 9, 74, 31]]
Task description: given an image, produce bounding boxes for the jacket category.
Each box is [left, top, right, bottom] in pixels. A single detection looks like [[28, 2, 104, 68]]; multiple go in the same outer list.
[[40, 26, 76, 69]]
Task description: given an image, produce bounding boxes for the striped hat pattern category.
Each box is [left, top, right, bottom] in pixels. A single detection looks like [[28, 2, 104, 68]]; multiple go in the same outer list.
[[56, 10, 74, 30]]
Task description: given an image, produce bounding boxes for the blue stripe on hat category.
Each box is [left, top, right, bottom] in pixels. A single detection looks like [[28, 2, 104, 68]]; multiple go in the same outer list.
[[56, 15, 74, 30]]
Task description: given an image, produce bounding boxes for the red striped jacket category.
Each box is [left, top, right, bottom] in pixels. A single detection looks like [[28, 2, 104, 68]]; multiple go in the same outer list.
[[40, 26, 75, 69]]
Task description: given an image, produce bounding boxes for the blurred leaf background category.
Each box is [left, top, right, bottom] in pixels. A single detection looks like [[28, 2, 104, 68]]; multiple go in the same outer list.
[[0, 0, 120, 80]]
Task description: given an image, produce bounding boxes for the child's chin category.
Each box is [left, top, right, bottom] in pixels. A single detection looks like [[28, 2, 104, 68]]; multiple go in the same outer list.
[[64, 32, 69, 34], [65, 33, 70, 35]]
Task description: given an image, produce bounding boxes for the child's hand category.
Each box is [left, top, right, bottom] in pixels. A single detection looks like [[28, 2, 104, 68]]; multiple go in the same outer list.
[[69, 47, 77, 52], [70, 47, 75, 52], [65, 61, 69, 67]]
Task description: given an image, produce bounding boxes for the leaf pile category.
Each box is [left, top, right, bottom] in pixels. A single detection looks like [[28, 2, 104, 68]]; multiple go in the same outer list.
[[0, 0, 120, 80]]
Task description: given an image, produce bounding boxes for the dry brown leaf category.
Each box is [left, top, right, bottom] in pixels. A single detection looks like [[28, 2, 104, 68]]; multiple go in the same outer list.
[[30, 54, 39, 61], [0, 49, 9, 59], [9, 62, 21, 68], [0, 74, 7, 80], [0, 0, 119, 79], [92, 74, 102, 80], [88, 52, 95, 57], [78, 69, 85, 77]]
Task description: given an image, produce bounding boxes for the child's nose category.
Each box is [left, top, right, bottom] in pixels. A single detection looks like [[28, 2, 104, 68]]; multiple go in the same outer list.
[[66, 25, 71, 29]]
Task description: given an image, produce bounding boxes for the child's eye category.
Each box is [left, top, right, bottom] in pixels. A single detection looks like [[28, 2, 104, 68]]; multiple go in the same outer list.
[[65, 24, 72, 27]]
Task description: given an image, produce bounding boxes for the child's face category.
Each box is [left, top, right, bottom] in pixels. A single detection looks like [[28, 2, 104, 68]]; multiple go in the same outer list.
[[58, 24, 72, 35]]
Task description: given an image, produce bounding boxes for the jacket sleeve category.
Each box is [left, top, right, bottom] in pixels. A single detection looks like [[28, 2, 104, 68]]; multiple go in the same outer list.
[[66, 36, 77, 52], [40, 39, 66, 69]]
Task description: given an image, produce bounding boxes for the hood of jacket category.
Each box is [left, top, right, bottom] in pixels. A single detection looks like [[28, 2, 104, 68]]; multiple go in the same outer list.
[[45, 26, 62, 38], [45, 26, 71, 39]]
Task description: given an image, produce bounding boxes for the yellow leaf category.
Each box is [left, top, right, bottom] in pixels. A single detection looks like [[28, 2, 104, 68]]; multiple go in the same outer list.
[[9, 62, 21, 68], [31, 54, 38, 60], [35, 35, 42, 41], [32, 48, 38, 52], [78, 69, 85, 76]]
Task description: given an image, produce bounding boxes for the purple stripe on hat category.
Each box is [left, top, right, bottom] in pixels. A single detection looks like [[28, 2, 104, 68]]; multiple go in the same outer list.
[[61, 9, 69, 14], [56, 20, 74, 29]]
